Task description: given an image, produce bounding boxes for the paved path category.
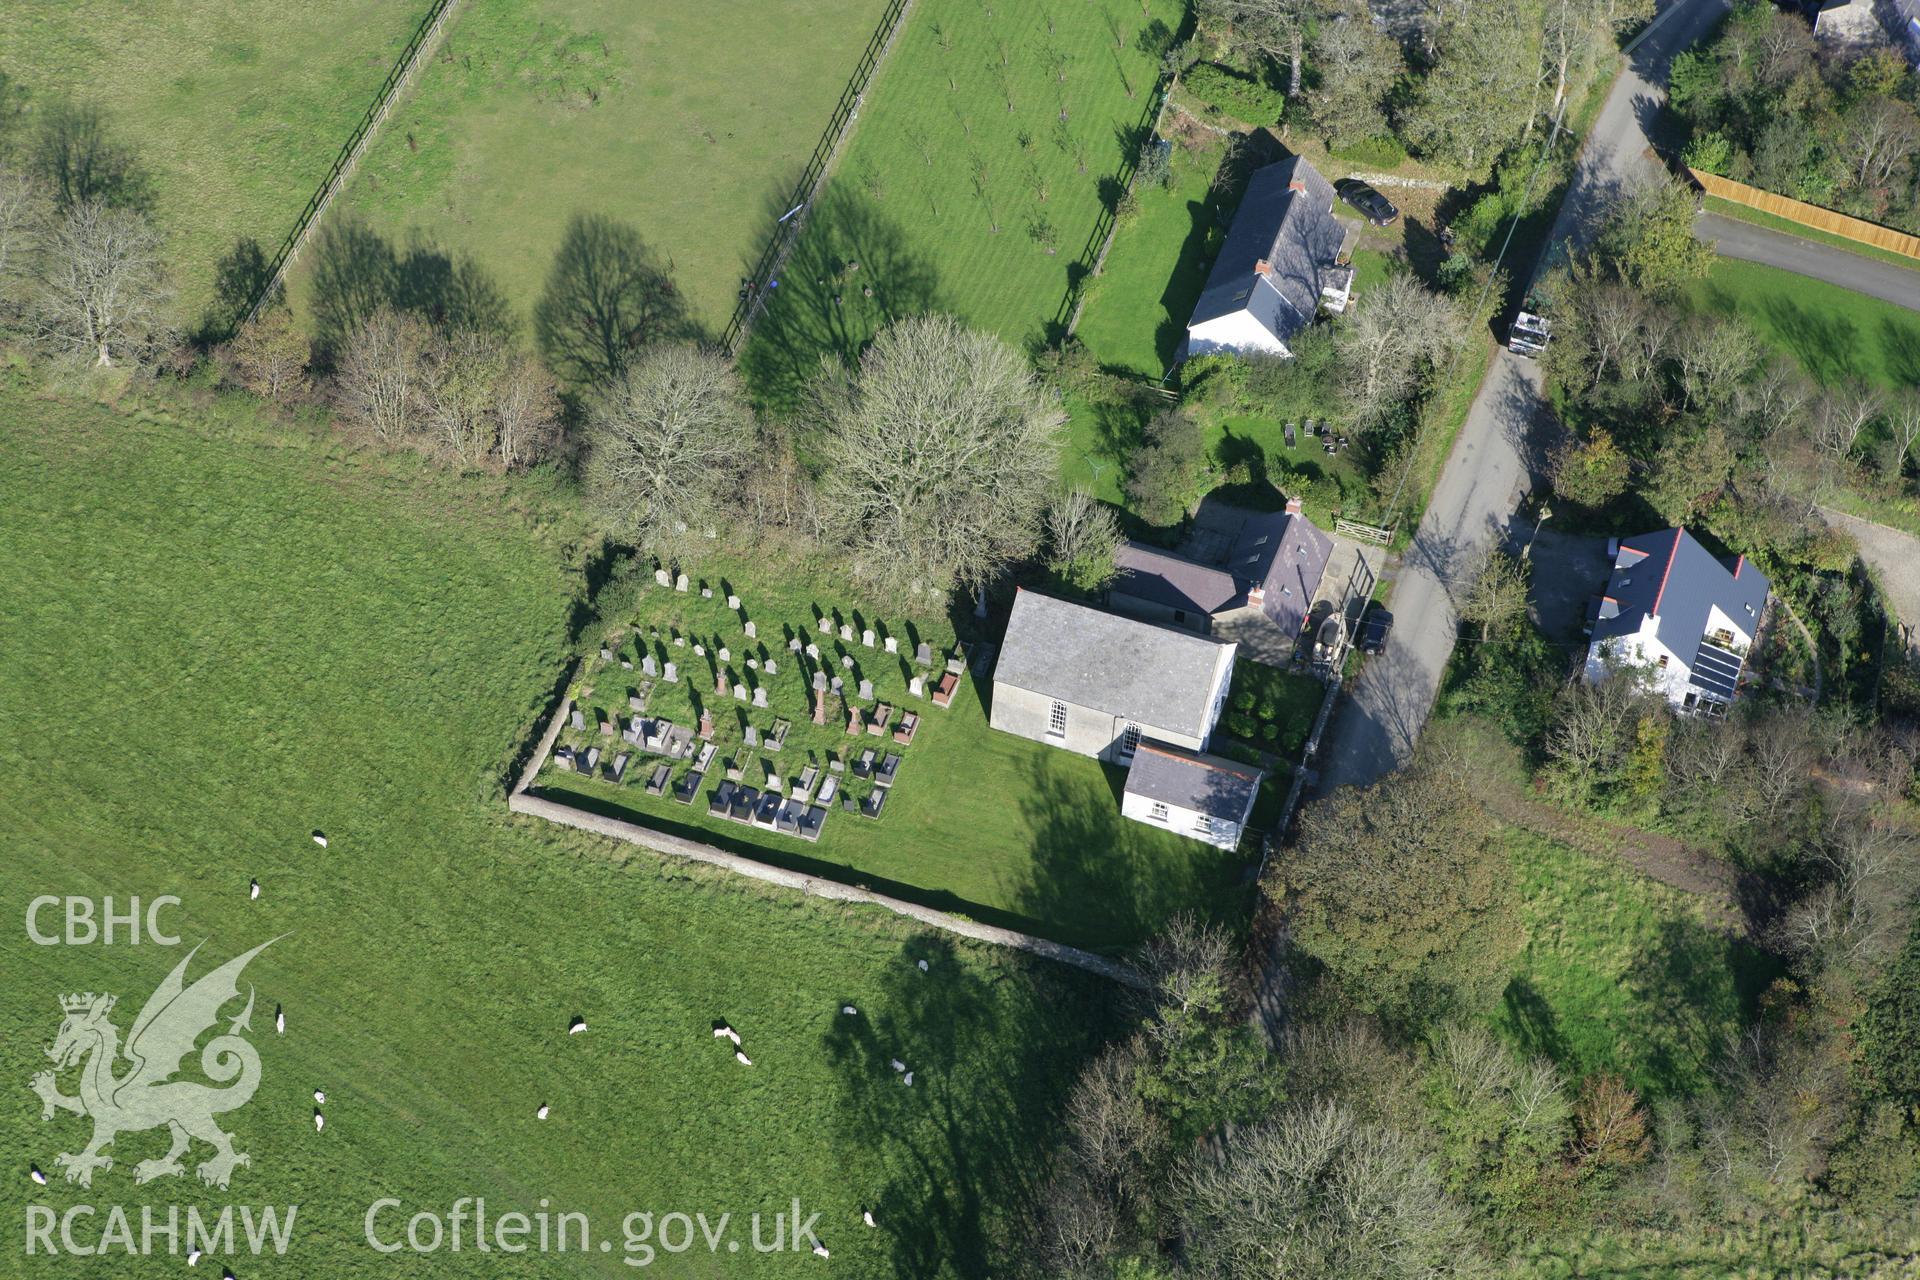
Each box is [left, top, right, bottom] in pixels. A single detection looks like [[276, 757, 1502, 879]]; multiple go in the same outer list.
[[1315, 0, 1731, 795], [1822, 506, 1920, 654], [1696, 214, 1920, 314]]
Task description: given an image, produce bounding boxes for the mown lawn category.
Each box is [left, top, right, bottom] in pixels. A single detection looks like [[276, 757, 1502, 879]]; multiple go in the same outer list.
[[310, 0, 890, 335], [741, 0, 1184, 404], [0, 381, 1119, 1277], [1690, 258, 1920, 390], [1496, 827, 1777, 1098], [0, 0, 433, 319], [533, 566, 1252, 953]]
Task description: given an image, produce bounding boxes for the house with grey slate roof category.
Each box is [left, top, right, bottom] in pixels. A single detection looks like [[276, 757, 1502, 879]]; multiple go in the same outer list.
[[1120, 741, 1265, 850], [1185, 156, 1350, 359], [990, 589, 1236, 766], [1109, 497, 1333, 642], [1585, 527, 1771, 714]]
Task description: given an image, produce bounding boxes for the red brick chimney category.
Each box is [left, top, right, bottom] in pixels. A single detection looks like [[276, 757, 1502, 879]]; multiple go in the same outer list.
[[1253, 258, 1273, 276], [1284, 496, 1303, 516], [1288, 178, 1307, 192]]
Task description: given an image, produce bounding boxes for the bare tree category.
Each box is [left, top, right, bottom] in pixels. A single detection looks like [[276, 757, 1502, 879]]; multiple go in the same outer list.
[[1811, 380, 1885, 461], [421, 328, 507, 468], [334, 307, 431, 445], [1045, 488, 1121, 592], [1840, 96, 1920, 191], [0, 166, 49, 308], [1306, 0, 1401, 146], [491, 349, 563, 471], [1197, 0, 1321, 97], [221, 305, 310, 402], [584, 343, 753, 547], [814, 314, 1064, 602], [30, 200, 172, 366], [1885, 390, 1920, 474], [1459, 548, 1529, 643], [1676, 316, 1761, 412], [1177, 1100, 1472, 1280], [1340, 273, 1465, 427]]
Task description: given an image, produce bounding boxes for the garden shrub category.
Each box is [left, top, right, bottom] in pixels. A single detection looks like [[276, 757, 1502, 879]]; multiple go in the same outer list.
[[1330, 134, 1407, 169], [1182, 62, 1287, 126]]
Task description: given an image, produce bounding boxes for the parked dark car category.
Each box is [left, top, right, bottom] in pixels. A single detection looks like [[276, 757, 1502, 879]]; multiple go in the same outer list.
[[1358, 605, 1393, 655], [1334, 178, 1398, 227]]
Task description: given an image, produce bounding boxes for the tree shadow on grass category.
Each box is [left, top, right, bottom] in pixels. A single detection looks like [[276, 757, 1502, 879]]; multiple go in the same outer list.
[[1499, 975, 1571, 1068], [1760, 295, 1865, 385], [1006, 753, 1251, 951], [737, 181, 945, 410], [309, 216, 516, 360], [534, 212, 696, 386], [1878, 313, 1920, 386], [821, 935, 1118, 1277], [1622, 917, 1781, 1098]]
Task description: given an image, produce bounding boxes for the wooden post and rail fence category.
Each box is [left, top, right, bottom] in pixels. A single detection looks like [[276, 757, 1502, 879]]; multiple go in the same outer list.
[[1690, 168, 1920, 262]]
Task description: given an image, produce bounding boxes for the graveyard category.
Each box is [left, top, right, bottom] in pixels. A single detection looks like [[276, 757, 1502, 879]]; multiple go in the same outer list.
[[531, 565, 1253, 952]]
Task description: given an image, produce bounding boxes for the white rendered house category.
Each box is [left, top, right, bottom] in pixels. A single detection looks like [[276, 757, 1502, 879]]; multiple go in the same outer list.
[[1185, 156, 1346, 359], [1585, 528, 1771, 713]]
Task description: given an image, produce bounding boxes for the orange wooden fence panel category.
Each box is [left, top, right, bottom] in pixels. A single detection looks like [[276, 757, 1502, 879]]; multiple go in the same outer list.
[[1690, 168, 1920, 261]]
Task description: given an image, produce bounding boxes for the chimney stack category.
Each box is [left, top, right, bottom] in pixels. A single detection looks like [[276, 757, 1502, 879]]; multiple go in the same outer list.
[[1253, 258, 1272, 276], [1284, 496, 1303, 516]]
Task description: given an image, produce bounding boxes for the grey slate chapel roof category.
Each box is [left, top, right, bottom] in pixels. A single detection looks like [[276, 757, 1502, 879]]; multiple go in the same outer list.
[[1592, 527, 1771, 664], [1124, 741, 1264, 822], [994, 590, 1235, 739], [1189, 156, 1343, 346]]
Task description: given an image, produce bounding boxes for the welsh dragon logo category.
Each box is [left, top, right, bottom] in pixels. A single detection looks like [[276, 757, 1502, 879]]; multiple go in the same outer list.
[[30, 940, 277, 1189]]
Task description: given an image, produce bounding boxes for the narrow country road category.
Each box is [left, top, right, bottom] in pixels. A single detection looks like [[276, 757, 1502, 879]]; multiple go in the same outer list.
[[1696, 214, 1920, 313], [1313, 0, 1732, 795]]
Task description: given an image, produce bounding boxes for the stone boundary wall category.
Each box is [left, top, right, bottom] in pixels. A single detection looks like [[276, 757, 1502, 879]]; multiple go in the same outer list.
[[507, 666, 1144, 988]]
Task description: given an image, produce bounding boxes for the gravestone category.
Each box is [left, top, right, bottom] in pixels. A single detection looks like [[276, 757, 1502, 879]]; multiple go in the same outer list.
[[812, 691, 827, 725], [698, 710, 714, 739], [764, 659, 777, 676], [743, 620, 756, 639], [570, 708, 584, 731], [693, 643, 706, 657], [818, 616, 832, 633], [752, 687, 768, 708], [599, 647, 613, 662], [806, 643, 820, 660], [842, 655, 854, 670], [813, 671, 828, 692], [663, 662, 678, 682], [621, 659, 633, 670], [716, 673, 729, 696], [915, 642, 932, 666], [701, 587, 713, 598], [861, 629, 874, 648], [831, 677, 844, 694], [858, 678, 874, 700], [747, 658, 759, 671], [909, 675, 925, 698], [884, 636, 898, 654], [630, 693, 646, 712], [789, 638, 802, 652], [733, 683, 749, 701], [654, 567, 670, 587], [840, 624, 853, 642], [947, 655, 964, 675], [675, 573, 688, 592], [727, 594, 740, 610], [673, 634, 685, 646], [745, 726, 760, 747], [717, 647, 731, 663], [642, 655, 658, 677]]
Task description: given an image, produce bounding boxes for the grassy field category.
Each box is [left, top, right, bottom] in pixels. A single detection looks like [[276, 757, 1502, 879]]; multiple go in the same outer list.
[[308, 0, 891, 336], [1496, 827, 1775, 1098], [0, 1, 434, 319], [1690, 258, 1920, 390], [530, 568, 1252, 953], [0, 379, 1120, 1277], [740, 0, 1183, 404]]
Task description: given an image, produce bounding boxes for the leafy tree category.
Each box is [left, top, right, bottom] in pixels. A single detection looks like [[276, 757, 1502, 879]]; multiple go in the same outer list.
[[1460, 549, 1530, 643], [1547, 428, 1630, 508], [1643, 424, 1734, 525], [584, 343, 753, 547], [1424, 1024, 1575, 1220], [1400, 4, 1540, 174], [1196, 0, 1320, 98], [1306, 0, 1402, 148], [1125, 408, 1209, 526], [1595, 177, 1715, 294], [1283, 745, 1520, 1031], [813, 314, 1063, 600]]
